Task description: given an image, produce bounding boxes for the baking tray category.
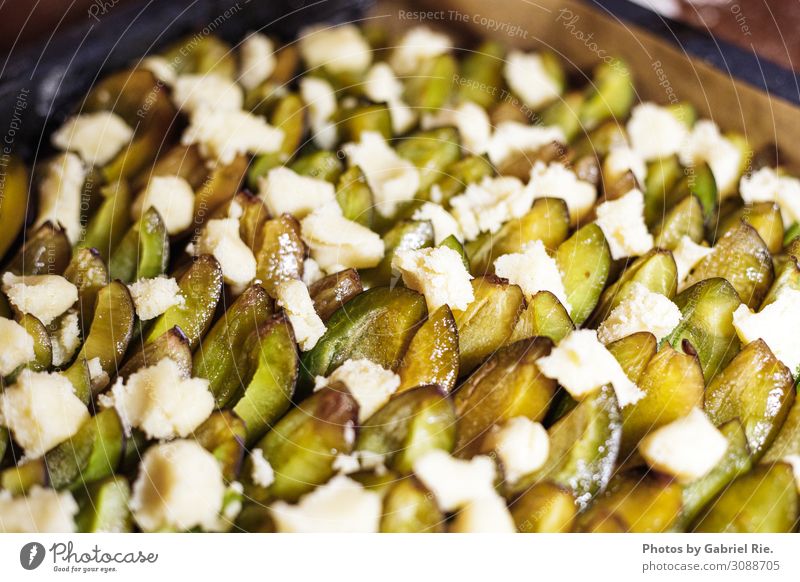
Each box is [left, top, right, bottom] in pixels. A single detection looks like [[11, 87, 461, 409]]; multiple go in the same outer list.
[[2, 0, 798, 165], [393, 0, 800, 171], [0, 0, 373, 161], [593, 0, 800, 105]]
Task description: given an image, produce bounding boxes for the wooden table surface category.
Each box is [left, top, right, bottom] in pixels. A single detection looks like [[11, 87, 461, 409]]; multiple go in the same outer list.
[[626, 0, 800, 71], [3, 0, 799, 74]]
